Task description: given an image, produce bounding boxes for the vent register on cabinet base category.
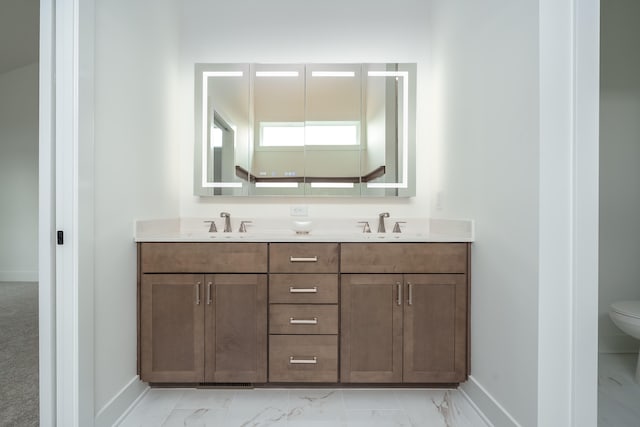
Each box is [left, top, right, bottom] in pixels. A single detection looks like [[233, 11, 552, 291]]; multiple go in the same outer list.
[[137, 242, 470, 385]]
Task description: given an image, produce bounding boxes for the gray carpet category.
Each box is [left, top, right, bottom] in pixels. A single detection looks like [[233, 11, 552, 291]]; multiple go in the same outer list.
[[0, 282, 38, 426]]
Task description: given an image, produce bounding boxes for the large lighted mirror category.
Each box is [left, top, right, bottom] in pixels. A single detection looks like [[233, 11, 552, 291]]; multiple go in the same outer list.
[[194, 63, 416, 197]]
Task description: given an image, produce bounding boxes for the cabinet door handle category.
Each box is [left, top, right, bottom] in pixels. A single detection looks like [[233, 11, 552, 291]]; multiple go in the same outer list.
[[289, 317, 318, 325], [290, 256, 318, 263], [408, 282, 413, 306], [289, 356, 317, 364], [396, 282, 402, 306], [207, 282, 212, 305], [195, 282, 201, 305], [289, 286, 318, 293]]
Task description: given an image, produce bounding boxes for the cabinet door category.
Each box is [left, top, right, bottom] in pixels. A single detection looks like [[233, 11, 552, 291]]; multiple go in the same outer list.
[[341, 274, 403, 382], [403, 274, 467, 383], [204, 274, 267, 382], [140, 274, 205, 382]]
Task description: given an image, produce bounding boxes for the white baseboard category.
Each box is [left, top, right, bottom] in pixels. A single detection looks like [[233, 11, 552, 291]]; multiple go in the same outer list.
[[460, 375, 522, 427], [458, 385, 494, 426], [0, 270, 38, 282], [94, 376, 148, 427]]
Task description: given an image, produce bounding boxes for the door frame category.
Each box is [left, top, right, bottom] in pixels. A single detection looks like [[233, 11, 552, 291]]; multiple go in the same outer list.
[[538, 0, 599, 426], [39, 0, 95, 425], [38, 0, 56, 424]]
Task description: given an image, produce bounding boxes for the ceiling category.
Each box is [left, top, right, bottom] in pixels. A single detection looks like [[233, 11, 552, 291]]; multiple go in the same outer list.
[[0, 0, 39, 75]]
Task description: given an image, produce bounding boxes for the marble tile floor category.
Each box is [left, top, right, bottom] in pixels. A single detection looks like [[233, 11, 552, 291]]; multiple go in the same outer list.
[[598, 352, 640, 427], [117, 387, 489, 427]]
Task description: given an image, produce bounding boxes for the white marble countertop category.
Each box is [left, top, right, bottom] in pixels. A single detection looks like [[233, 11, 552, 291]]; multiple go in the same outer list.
[[134, 217, 474, 243]]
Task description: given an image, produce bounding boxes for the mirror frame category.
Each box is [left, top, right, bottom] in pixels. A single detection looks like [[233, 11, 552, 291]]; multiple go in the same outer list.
[[194, 63, 416, 197]]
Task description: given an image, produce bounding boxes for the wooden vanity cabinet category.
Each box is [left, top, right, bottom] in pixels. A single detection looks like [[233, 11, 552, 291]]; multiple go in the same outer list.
[[340, 274, 403, 382], [268, 243, 340, 382], [204, 274, 267, 383], [140, 273, 205, 382], [138, 243, 267, 384], [340, 243, 470, 384], [138, 241, 471, 386]]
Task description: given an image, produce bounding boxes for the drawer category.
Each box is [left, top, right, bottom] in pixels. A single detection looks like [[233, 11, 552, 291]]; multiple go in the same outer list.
[[269, 274, 338, 304], [341, 243, 468, 273], [269, 335, 338, 382], [269, 243, 339, 273], [140, 243, 268, 273], [269, 305, 338, 335]]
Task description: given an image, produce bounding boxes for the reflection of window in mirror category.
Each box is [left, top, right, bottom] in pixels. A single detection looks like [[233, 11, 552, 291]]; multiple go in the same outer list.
[[259, 121, 360, 147], [305, 122, 359, 146], [259, 122, 304, 147]]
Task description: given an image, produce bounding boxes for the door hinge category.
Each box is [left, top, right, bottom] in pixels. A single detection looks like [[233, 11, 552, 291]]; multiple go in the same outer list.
[[57, 230, 64, 245]]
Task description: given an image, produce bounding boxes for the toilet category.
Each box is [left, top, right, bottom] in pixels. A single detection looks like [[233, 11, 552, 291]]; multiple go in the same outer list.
[[609, 300, 640, 382]]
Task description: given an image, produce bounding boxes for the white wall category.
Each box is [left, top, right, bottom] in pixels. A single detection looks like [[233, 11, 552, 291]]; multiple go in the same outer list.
[[599, 0, 640, 353], [93, 0, 181, 420], [426, 2, 540, 426], [178, 0, 432, 220], [0, 63, 38, 282]]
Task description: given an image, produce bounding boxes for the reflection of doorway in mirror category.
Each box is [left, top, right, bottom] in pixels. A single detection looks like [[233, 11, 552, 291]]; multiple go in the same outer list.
[[210, 112, 235, 195]]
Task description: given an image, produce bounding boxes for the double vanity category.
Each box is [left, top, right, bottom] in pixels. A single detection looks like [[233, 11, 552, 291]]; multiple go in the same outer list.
[[134, 62, 472, 388], [135, 217, 473, 387]]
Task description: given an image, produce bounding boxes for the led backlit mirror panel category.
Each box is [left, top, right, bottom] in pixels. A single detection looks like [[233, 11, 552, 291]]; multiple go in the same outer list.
[[194, 63, 416, 197]]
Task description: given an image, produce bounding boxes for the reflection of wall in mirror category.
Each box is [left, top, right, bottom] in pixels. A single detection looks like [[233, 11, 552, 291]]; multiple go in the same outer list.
[[251, 65, 305, 178], [306, 65, 360, 122], [250, 64, 363, 179], [251, 150, 304, 178], [206, 71, 250, 175], [305, 149, 360, 177], [304, 64, 362, 178], [364, 71, 387, 175], [251, 149, 361, 179]]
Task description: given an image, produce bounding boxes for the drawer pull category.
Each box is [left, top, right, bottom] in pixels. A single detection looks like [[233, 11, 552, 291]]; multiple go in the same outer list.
[[289, 317, 318, 325], [289, 286, 318, 293], [289, 256, 318, 263], [289, 356, 318, 364]]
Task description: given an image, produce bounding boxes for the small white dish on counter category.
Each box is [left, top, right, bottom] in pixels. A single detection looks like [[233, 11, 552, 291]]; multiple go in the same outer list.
[[292, 220, 313, 235]]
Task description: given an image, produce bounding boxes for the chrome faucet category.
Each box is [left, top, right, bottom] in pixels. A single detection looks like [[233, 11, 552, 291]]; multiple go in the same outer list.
[[220, 212, 232, 232], [378, 212, 390, 233], [358, 221, 371, 233], [238, 220, 252, 233], [204, 220, 217, 232], [393, 221, 406, 233]]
